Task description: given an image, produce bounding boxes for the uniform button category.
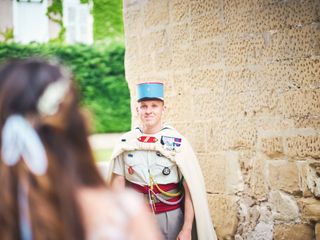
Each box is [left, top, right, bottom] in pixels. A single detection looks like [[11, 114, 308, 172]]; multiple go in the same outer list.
[[162, 167, 170, 175]]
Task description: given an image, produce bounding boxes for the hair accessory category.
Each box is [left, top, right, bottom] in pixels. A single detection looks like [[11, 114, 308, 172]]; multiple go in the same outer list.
[[1, 115, 48, 175], [37, 73, 70, 116]]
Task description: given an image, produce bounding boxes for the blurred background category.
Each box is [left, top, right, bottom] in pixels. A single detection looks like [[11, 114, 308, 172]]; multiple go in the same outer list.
[[0, 0, 129, 165]]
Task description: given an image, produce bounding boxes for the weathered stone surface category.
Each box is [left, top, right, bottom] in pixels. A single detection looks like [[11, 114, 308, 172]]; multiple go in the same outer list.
[[198, 153, 226, 194], [296, 161, 314, 197], [280, 90, 320, 118], [249, 155, 268, 200], [144, 0, 169, 28], [208, 194, 239, 240], [285, 135, 320, 159], [260, 137, 283, 158], [170, 0, 190, 23], [123, 0, 320, 239], [273, 224, 314, 240], [316, 223, 320, 240], [307, 162, 320, 197], [269, 190, 299, 221], [237, 201, 273, 240], [268, 161, 300, 194], [298, 198, 320, 221]]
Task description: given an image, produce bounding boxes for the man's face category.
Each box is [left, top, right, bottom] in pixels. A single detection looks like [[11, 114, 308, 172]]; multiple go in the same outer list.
[[136, 100, 165, 129]]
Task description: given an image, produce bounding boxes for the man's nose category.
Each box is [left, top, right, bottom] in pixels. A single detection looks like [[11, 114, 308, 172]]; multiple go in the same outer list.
[[145, 107, 152, 113]]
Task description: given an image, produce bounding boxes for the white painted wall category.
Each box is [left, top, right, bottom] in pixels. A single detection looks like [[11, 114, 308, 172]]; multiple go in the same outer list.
[[13, 0, 49, 43]]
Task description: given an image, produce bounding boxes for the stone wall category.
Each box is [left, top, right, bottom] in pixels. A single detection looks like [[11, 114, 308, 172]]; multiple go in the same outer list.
[[122, 0, 320, 239]]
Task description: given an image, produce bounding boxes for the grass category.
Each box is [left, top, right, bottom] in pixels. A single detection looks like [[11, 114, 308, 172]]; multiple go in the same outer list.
[[93, 148, 113, 162]]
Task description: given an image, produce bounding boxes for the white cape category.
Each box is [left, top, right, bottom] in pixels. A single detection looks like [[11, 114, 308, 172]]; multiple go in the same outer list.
[[106, 126, 217, 240]]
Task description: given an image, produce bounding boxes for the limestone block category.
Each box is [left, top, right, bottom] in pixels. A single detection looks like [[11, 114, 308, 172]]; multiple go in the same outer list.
[[238, 150, 255, 182], [225, 151, 245, 194], [206, 118, 229, 152], [123, 9, 143, 36], [280, 90, 320, 118], [171, 46, 192, 70], [190, 0, 221, 17], [224, 35, 264, 67], [208, 194, 239, 240], [190, 68, 224, 94], [134, 53, 154, 74], [256, 117, 294, 132], [297, 197, 320, 221], [190, 13, 224, 41], [268, 160, 300, 194], [261, 58, 320, 92], [285, 135, 320, 159], [285, 0, 320, 28], [198, 153, 227, 193], [269, 190, 299, 221], [171, 70, 193, 95], [123, 0, 139, 8], [125, 36, 140, 55], [224, 9, 255, 34], [224, 0, 259, 14], [238, 203, 274, 240], [316, 223, 320, 240], [306, 162, 320, 197], [260, 137, 283, 158], [227, 117, 257, 150], [273, 224, 314, 240], [124, 56, 140, 79], [141, 30, 168, 52], [182, 122, 207, 153], [294, 116, 320, 129], [168, 23, 190, 48], [296, 161, 314, 197], [225, 69, 257, 94], [144, 0, 169, 28], [154, 49, 172, 71], [192, 93, 219, 121], [239, 90, 280, 117], [164, 94, 193, 123], [254, 3, 288, 32], [265, 25, 319, 60], [170, 0, 190, 23], [190, 40, 222, 67], [249, 155, 268, 200]]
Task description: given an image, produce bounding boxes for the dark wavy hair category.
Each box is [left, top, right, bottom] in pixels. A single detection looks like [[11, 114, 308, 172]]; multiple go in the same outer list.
[[0, 58, 105, 240]]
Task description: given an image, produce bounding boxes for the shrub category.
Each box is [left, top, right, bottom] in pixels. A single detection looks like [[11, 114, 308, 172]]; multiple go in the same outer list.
[[0, 43, 131, 133]]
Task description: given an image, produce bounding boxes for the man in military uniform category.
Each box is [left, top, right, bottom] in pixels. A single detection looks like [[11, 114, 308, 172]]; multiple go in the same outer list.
[[107, 82, 216, 240]]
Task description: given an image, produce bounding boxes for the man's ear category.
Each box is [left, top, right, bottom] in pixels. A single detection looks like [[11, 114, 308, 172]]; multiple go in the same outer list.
[[162, 105, 166, 113]]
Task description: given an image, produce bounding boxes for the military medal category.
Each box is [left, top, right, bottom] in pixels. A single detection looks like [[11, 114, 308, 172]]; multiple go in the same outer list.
[[128, 166, 134, 175], [137, 136, 158, 143], [160, 136, 182, 150], [162, 167, 170, 175]]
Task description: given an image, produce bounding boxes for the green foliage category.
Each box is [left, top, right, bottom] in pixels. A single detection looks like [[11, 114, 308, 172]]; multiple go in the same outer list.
[[46, 0, 65, 43], [0, 43, 130, 133], [92, 0, 124, 41], [0, 28, 14, 43]]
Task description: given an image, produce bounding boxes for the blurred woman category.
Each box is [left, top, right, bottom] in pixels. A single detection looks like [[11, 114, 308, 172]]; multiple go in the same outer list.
[[0, 58, 161, 240]]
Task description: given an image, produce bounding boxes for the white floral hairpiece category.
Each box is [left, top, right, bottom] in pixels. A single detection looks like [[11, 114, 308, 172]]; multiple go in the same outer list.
[[37, 70, 71, 116], [1, 115, 48, 175]]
